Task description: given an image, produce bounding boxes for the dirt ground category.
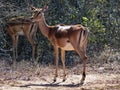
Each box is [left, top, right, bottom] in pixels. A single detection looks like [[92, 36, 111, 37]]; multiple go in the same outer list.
[[0, 59, 120, 90]]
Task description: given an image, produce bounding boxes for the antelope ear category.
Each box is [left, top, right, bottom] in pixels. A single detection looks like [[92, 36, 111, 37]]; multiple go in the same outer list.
[[42, 4, 48, 12], [29, 5, 36, 11]]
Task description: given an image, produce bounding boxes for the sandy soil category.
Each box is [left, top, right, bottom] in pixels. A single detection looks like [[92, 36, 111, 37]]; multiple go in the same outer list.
[[0, 74, 120, 90], [0, 60, 120, 90]]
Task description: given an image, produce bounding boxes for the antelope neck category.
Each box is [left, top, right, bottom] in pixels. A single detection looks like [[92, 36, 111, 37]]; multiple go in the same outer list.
[[38, 13, 49, 37]]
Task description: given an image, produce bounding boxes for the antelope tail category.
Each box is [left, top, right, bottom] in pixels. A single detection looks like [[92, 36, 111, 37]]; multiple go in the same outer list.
[[79, 28, 89, 47]]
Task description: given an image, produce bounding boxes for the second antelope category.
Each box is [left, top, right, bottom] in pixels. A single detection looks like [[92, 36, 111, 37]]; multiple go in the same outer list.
[[32, 5, 89, 84], [6, 9, 38, 65]]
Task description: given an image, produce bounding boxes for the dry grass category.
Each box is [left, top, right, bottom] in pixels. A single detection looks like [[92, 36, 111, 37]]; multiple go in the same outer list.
[[0, 58, 120, 90], [0, 49, 120, 90]]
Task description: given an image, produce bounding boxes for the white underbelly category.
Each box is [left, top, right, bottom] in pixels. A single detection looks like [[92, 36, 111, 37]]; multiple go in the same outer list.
[[18, 31, 24, 35], [62, 43, 74, 51]]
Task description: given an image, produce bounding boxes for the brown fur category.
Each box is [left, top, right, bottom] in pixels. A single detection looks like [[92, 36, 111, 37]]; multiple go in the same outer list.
[[33, 5, 89, 84], [6, 16, 37, 66]]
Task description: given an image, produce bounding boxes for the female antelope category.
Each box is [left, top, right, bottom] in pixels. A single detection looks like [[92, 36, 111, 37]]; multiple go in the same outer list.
[[32, 5, 89, 84]]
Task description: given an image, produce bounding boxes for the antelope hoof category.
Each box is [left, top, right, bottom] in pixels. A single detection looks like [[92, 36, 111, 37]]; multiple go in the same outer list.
[[62, 78, 66, 82], [53, 76, 57, 82], [80, 78, 85, 85], [53, 74, 58, 82], [53, 78, 56, 82], [63, 74, 66, 82], [80, 80, 84, 85]]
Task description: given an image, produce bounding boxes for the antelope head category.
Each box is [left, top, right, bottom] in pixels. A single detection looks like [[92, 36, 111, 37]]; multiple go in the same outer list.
[[31, 5, 48, 21]]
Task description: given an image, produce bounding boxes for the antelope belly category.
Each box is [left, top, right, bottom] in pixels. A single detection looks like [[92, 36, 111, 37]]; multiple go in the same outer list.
[[18, 31, 24, 35], [62, 43, 74, 50]]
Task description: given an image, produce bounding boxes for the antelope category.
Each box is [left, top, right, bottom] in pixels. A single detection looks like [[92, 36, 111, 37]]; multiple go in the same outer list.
[[6, 6, 39, 65], [33, 5, 89, 84]]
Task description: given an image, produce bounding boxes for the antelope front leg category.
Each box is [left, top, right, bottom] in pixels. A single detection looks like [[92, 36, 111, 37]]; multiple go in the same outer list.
[[53, 46, 58, 82], [12, 35, 16, 68], [25, 32, 36, 62], [15, 35, 19, 59], [32, 44, 36, 61], [61, 49, 66, 82]]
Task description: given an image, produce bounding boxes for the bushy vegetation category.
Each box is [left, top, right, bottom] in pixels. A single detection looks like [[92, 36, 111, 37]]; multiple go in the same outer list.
[[0, 0, 120, 65]]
